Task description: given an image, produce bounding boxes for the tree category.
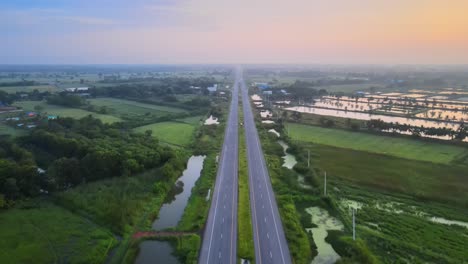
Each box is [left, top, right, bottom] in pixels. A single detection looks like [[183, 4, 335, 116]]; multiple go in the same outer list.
[[145, 129, 153, 138], [47, 158, 82, 189], [34, 105, 44, 112]]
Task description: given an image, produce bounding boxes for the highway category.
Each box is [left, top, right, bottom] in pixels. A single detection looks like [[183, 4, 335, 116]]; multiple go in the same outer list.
[[199, 71, 239, 264], [240, 71, 292, 264]]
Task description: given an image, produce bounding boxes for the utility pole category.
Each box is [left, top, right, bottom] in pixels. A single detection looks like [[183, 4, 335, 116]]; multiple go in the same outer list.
[[352, 208, 356, 241], [324, 171, 327, 196], [307, 150, 310, 168]]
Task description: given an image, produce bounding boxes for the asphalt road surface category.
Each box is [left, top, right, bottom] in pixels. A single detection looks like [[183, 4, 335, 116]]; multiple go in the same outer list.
[[240, 71, 292, 264], [199, 71, 240, 264]]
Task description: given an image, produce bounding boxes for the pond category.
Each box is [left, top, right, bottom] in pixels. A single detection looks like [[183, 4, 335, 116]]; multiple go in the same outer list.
[[135, 155, 206, 264], [305, 207, 344, 264], [285, 106, 461, 130]]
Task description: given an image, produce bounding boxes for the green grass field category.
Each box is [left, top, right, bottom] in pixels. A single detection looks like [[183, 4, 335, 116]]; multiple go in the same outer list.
[[309, 143, 468, 206], [14, 101, 121, 124], [287, 123, 468, 164], [0, 85, 59, 94], [0, 201, 116, 264], [0, 123, 26, 137], [88, 98, 186, 118], [175, 115, 204, 125], [133, 122, 195, 146]]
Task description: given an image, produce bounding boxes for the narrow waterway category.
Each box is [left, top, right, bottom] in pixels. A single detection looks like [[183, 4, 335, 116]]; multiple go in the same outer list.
[[135, 241, 180, 264], [152, 155, 206, 230], [135, 155, 206, 264], [306, 207, 344, 264]]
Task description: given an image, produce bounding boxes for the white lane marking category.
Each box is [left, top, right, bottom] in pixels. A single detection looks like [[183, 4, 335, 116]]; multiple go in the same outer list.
[[205, 85, 238, 263], [219, 251, 222, 259], [241, 83, 288, 264], [270, 251, 273, 258], [262, 205, 264, 209], [221, 233, 223, 239], [264, 217, 267, 223], [267, 233, 270, 239], [254, 135, 288, 264]]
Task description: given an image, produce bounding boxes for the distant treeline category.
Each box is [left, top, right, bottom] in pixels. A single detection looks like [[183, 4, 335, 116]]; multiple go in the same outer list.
[[367, 119, 467, 140], [0, 81, 37, 87]]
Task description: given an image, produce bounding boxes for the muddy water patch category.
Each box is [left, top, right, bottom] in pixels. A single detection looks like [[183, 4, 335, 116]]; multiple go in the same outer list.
[[278, 140, 297, 169], [306, 207, 344, 264]]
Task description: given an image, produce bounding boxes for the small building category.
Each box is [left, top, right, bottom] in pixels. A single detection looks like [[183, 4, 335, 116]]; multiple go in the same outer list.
[[255, 83, 271, 89], [65, 87, 77, 92], [207, 84, 218, 93], [26, 112, 37, 117], [47, 115, 58, 120], [263, 91, 272, 95]]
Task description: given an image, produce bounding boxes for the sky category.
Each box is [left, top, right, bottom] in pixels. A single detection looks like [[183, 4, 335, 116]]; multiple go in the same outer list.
[[2, 0, 468, 64]]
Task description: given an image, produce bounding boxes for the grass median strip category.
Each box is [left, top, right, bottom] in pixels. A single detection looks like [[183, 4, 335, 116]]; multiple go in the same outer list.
[[238, 107, 255, 262]]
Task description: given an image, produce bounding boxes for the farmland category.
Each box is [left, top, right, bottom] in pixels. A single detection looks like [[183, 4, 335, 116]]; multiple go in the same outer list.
[[0, 200, 116, 264], [134, 121, 196, 146], [0, 85, 58, 94], [309, 143, 468, 207], [258, 121, 468, 263], [13, 101, 122, 123], [87, 98, 187, 118], [287, 123, 468, 164]]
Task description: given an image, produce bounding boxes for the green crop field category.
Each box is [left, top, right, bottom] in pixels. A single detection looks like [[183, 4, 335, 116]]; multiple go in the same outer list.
[[0, 201, 116, 264], [88, 98, 186, 117], [14, 101, 121, 124], [287, 123, 468, 164], [309, 143, 468, 206], [133, 122, 195, 146]]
